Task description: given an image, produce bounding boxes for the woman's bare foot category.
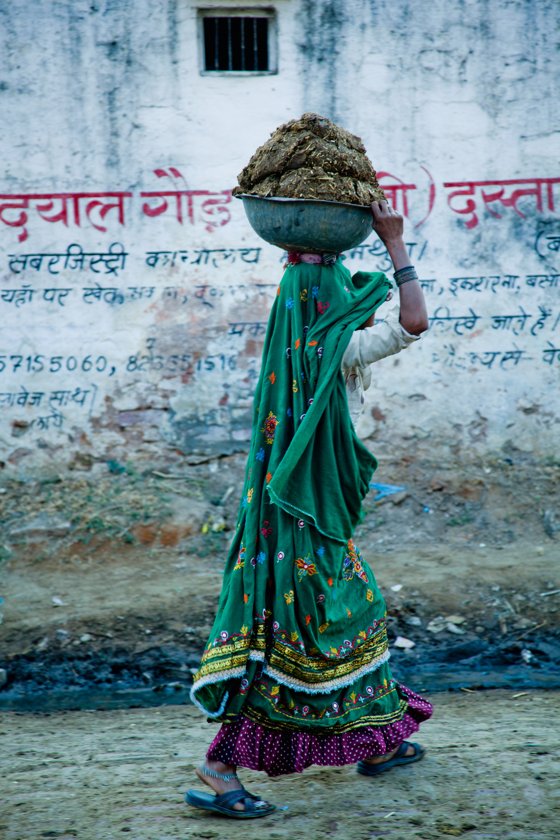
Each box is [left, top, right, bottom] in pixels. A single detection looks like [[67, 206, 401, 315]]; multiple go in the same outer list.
[[195, 760, 269, 812], [362, 743, 418, 765]]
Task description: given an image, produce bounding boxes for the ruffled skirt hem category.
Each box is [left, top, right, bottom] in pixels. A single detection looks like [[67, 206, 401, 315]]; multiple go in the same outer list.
[[206, 685, 433, 776]]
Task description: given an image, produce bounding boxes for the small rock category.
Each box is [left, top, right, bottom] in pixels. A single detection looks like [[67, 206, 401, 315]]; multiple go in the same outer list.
[[390, 584, 403, 592], [52, 596, 66, 607], [55, 628, 70, 639], [445, 615, 466, 624], [394, 636, 416, 649], [512, 617, 533, 630], [446, 622, 466, 635], [80, 633, 93, 642], [0, 668, 7, 688], [521, 648, 534, 664], [543, 509, 559, 539], [427, 617, 447, 633], [404, 616, 422, 627]]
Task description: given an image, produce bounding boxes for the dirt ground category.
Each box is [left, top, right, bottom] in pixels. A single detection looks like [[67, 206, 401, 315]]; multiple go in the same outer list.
[[0, 453, 558, 836], [1, 690, 559, 840]]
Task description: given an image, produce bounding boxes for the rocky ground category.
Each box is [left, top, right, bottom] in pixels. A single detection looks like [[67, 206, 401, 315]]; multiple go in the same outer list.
[[0, 451, 558, 836]]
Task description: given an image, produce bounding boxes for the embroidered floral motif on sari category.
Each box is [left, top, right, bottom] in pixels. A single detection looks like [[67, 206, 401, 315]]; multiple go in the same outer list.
[[343, 539, 369, 584], [295, 554, 317, 581], [261, 410, 278, 445]]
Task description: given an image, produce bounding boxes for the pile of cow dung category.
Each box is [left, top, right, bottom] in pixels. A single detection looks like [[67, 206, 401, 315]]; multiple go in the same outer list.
[[233, 113, 386, 205]]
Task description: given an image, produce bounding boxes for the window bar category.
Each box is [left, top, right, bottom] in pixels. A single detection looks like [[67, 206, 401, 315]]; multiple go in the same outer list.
[[227, 17, 233, 71], [240, 17, 246, 72], [213, 19, 219, 71], [252, 17, 258, 71]]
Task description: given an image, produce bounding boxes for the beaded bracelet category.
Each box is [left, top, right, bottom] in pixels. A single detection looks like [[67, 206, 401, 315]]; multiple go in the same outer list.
[[393, 265, 419, 287]]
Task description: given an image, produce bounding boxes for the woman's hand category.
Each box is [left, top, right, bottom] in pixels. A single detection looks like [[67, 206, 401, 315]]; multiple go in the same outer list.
[[371, 201, 429, 335], [371, 200, 410, 272], [371, 200, 404, 246]]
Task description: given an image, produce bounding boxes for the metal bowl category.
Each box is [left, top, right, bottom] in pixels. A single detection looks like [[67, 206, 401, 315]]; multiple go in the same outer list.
[[236, 194, 373, 253]]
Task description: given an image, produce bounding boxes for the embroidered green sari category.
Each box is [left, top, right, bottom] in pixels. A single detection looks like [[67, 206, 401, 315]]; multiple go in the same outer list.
[[191, 259, 432, 775]]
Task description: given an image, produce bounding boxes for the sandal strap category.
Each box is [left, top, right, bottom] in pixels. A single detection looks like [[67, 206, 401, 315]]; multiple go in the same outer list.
[[198, 764, 238, 783], [215, 788, 268, 812], [396, 741, 421, 758], [215, 789, 248, 808]]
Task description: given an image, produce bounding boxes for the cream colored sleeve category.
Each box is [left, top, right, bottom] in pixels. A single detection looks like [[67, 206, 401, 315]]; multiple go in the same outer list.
[[342, 302, 421, 370]]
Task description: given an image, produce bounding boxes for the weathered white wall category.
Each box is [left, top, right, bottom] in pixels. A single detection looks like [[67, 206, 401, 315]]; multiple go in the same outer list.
[[0, 0, 558, 473]]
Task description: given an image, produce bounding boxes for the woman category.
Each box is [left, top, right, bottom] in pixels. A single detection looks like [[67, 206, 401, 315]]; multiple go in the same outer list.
[[186, 200, 432, 818]]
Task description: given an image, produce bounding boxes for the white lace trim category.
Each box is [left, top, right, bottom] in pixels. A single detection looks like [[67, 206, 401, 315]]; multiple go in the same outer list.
[[189, 650, 264, 716], [190, 668, 240, 717], [190, 647, 391, 714], [248, 650, 265, 662]]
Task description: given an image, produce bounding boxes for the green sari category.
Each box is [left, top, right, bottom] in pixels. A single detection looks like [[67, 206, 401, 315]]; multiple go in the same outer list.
[[191, 259, 432, 775]]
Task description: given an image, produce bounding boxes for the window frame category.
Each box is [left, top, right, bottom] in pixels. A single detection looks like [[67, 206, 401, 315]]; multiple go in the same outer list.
[[197, 7, 278, 76]]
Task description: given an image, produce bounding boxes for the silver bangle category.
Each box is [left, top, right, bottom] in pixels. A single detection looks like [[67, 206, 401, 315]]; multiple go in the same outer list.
[[394, 265, 418, 287]]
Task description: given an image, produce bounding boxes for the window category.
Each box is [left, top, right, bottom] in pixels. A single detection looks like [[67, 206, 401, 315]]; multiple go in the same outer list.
[[199, 9, 277, 74]]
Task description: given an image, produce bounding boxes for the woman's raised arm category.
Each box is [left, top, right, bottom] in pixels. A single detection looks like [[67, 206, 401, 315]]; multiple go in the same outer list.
[[371, 200, 429, 336]]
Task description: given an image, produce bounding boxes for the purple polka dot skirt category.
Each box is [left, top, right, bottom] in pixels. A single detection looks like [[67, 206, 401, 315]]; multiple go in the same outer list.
[[207, 685, 433, 777]]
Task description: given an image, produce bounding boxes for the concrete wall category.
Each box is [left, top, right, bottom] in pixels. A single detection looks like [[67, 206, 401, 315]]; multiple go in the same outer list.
[[0, 0, 558, 473]]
